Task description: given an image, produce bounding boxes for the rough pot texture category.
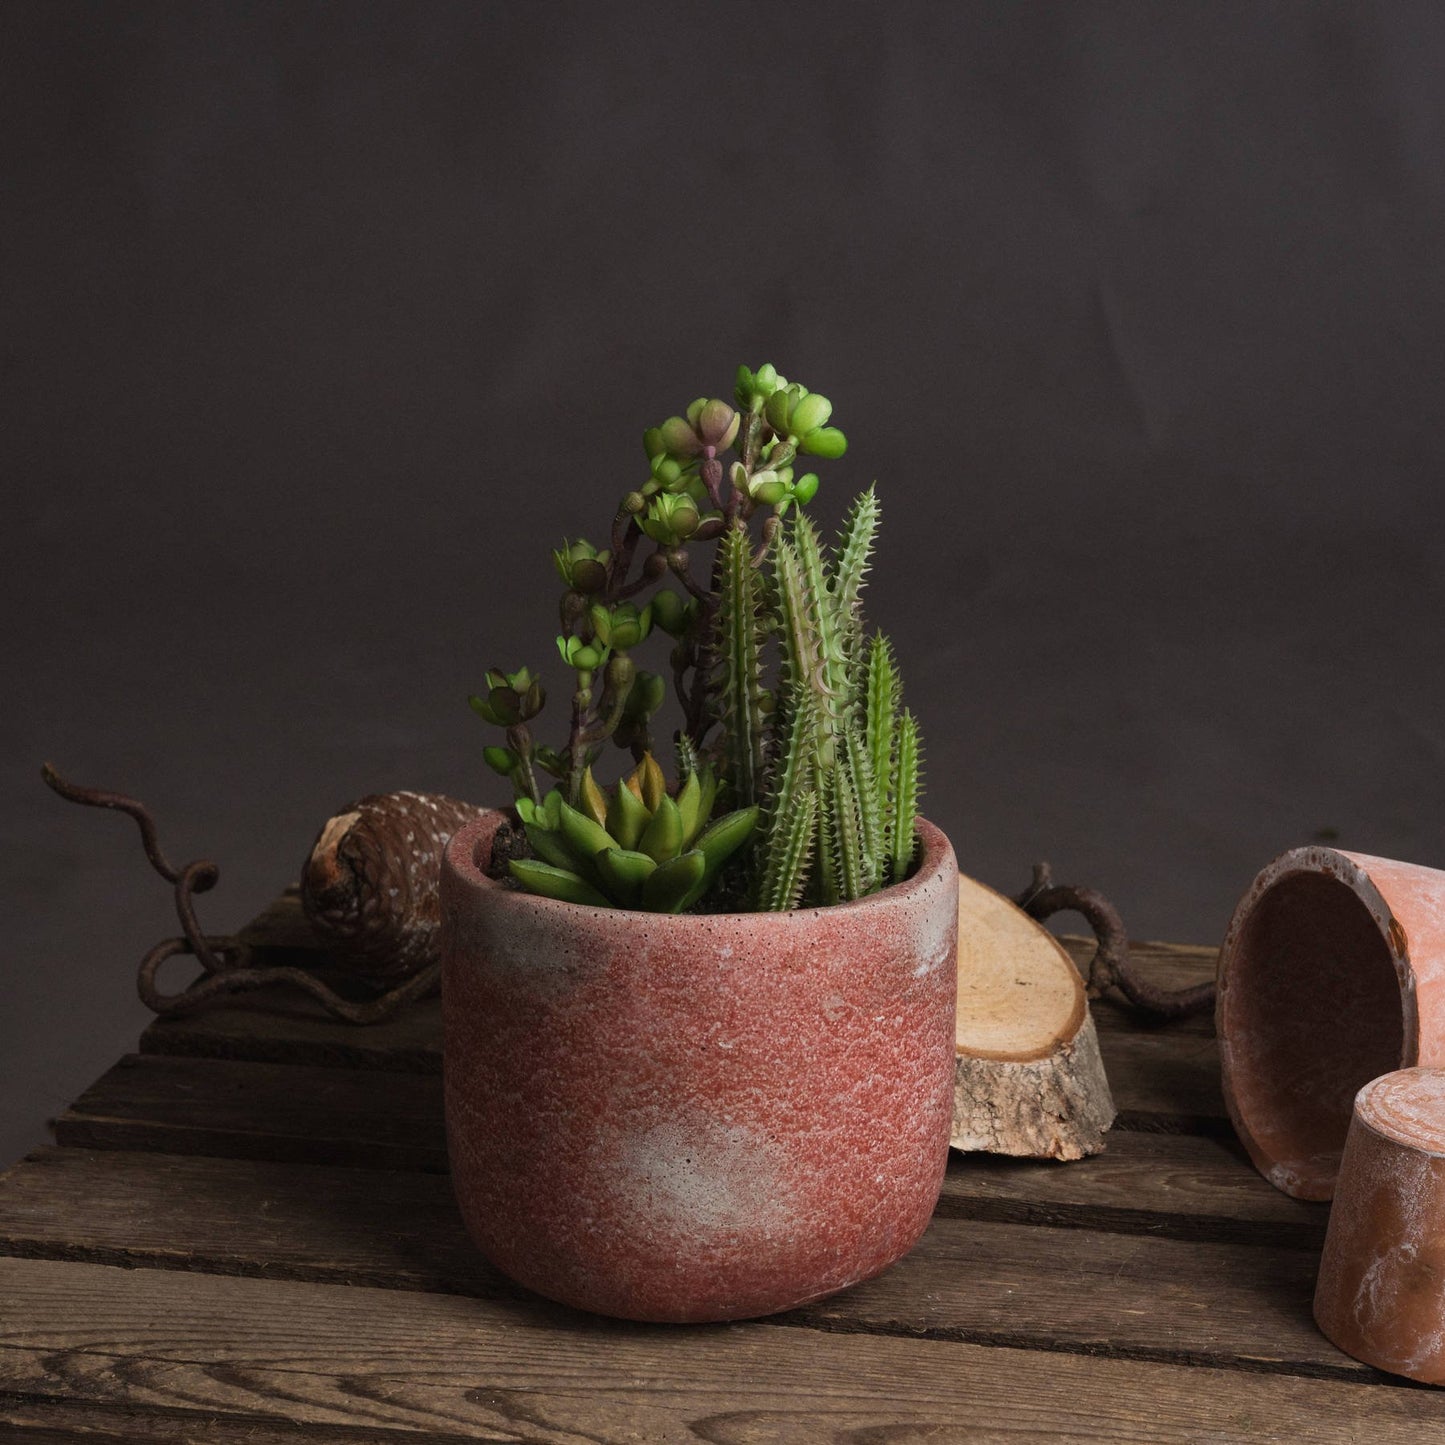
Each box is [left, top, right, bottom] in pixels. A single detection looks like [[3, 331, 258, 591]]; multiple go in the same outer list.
[[1314, 1068, 1445, 1384], [441, 811, 958, 1323], [1217, 847, 1445, 1201]]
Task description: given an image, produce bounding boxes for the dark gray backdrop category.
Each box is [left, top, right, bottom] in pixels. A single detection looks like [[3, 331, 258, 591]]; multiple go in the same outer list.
[[6, 1, 1445, 1167]]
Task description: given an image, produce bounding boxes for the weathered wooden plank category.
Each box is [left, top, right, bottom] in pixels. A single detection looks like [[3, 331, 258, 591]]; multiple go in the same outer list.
[[2, 1257, 1436, 1442], [4, 1122, 1326, 1292], [0, 1149, 488, 1291], [97, 1025, 1225, 1177], [54, 1055, 448, 1171], [141, 991, 445, 1072], [0, 1135, 1326, 1301], [943, 1132, 1326, 1247], [0, 1147, 1346, 1377], [1100, 1029, 1225, 1131]]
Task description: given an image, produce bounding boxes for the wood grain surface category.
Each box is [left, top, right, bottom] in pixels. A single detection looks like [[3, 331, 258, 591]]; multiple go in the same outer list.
[[5, 1257, 1442, 1444], [4, 898, 1436, 1443]]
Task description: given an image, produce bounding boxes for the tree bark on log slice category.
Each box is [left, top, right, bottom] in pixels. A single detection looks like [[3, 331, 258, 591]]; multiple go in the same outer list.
[[953, 874, 1117, 1160]]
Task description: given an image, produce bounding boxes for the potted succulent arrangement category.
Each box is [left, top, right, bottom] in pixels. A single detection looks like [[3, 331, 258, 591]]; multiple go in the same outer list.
[[441, 365, 959, 1323]]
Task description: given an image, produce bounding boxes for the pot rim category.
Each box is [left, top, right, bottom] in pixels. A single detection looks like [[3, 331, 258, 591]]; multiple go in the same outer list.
[[1217, 844, 1421, 1064], [443, 809, 956, 928], [1216, 843, 1420, 1200]]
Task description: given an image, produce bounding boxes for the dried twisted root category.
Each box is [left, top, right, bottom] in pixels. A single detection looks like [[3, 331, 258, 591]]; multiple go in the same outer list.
[[41, 764, 485, 1022], [1013, 862, 1217, 1021]]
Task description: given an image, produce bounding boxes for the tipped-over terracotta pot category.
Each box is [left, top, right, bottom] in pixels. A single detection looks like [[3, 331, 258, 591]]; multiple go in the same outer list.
[[1217, 847, 1445, 1201], [440, 810, 959, 1323], [1313, 1068, 1445, 1383]]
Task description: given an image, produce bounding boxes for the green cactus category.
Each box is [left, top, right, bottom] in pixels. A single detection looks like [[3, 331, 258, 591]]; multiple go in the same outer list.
[[751, 489, 923, 909], [471, 363, 924, 914]]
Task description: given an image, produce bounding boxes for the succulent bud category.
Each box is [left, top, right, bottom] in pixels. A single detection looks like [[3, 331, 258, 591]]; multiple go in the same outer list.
[[552, 538, 611, 593], [639, 492, 701, 545], [735, 362, 782, 412], [788, 392, 832, 436], [588, 603, 612, 646], [798, 426, 847, 458], [658, 415, 702, 458], [793, 472, 820, 504], [604, 601, 653, 651], [642, 549, 668, 580], [650, 453, 686, 487], [650, 588, 687, 636], [624, 670, 666, 720], [469, 665, 543, 727], [642, 426, 666, 460], [751, 473, 786, 506], [483, 745, 517, 776], [556, 633, 608, 673], [697, 399, 739, 449], [623, 490, 646, 514], [764, 388, 793, 435]]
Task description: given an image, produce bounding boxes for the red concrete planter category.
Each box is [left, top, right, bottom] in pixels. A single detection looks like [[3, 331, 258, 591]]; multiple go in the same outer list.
[[440, 810, 959, 1323], [1217, 847, 1445, 1201], [1314, 1067, 1445, 1384]]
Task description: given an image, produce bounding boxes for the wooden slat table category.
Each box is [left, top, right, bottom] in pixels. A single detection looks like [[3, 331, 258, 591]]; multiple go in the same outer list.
[[3, 908, 1441, 1442]]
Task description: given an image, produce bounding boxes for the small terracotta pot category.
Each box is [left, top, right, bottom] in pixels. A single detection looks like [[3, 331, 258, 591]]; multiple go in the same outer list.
[[1314, 1067, 1445, 1384], [440, 810, 959, 1323], [1217, 847, 1445, 1200]]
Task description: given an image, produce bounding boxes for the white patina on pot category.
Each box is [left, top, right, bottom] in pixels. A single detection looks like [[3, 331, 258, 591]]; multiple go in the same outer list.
[[1217, 846, 1445, 1201]]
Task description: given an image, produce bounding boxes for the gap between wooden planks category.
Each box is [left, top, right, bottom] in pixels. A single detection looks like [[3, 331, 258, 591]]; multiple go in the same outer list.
[[3, 1255, 1444, 1444]]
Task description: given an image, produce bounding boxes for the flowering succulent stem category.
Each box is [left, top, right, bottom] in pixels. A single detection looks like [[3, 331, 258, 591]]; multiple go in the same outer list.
[[473, 363, 924, 913]]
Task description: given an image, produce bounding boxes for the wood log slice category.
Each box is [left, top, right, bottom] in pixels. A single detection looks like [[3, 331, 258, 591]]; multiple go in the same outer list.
[[953, 874, 1117, 1160]]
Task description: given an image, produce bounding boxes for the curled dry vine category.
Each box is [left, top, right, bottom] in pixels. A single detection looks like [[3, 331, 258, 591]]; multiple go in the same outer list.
[[1013, 862, 1217, 1021], [40, 764, 439, 1022]]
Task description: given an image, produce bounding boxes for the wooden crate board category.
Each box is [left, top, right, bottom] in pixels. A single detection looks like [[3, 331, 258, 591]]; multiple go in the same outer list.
[[0, 1146, 1344, 1378], [4, 1257, 1443, 1444], [5, 895, 1432, 1441], [15, 1124, 1322, 1264]]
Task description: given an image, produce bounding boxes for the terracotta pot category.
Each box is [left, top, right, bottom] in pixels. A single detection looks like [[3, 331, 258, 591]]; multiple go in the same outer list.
[[1314, 1067, 1445, 1384], [1217, 847, 1445, 1200], [440, 810, 959, 1323]]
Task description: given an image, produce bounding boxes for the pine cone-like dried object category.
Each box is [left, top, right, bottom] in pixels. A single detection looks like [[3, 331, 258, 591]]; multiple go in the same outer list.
[[301, 791, 488, 983]]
